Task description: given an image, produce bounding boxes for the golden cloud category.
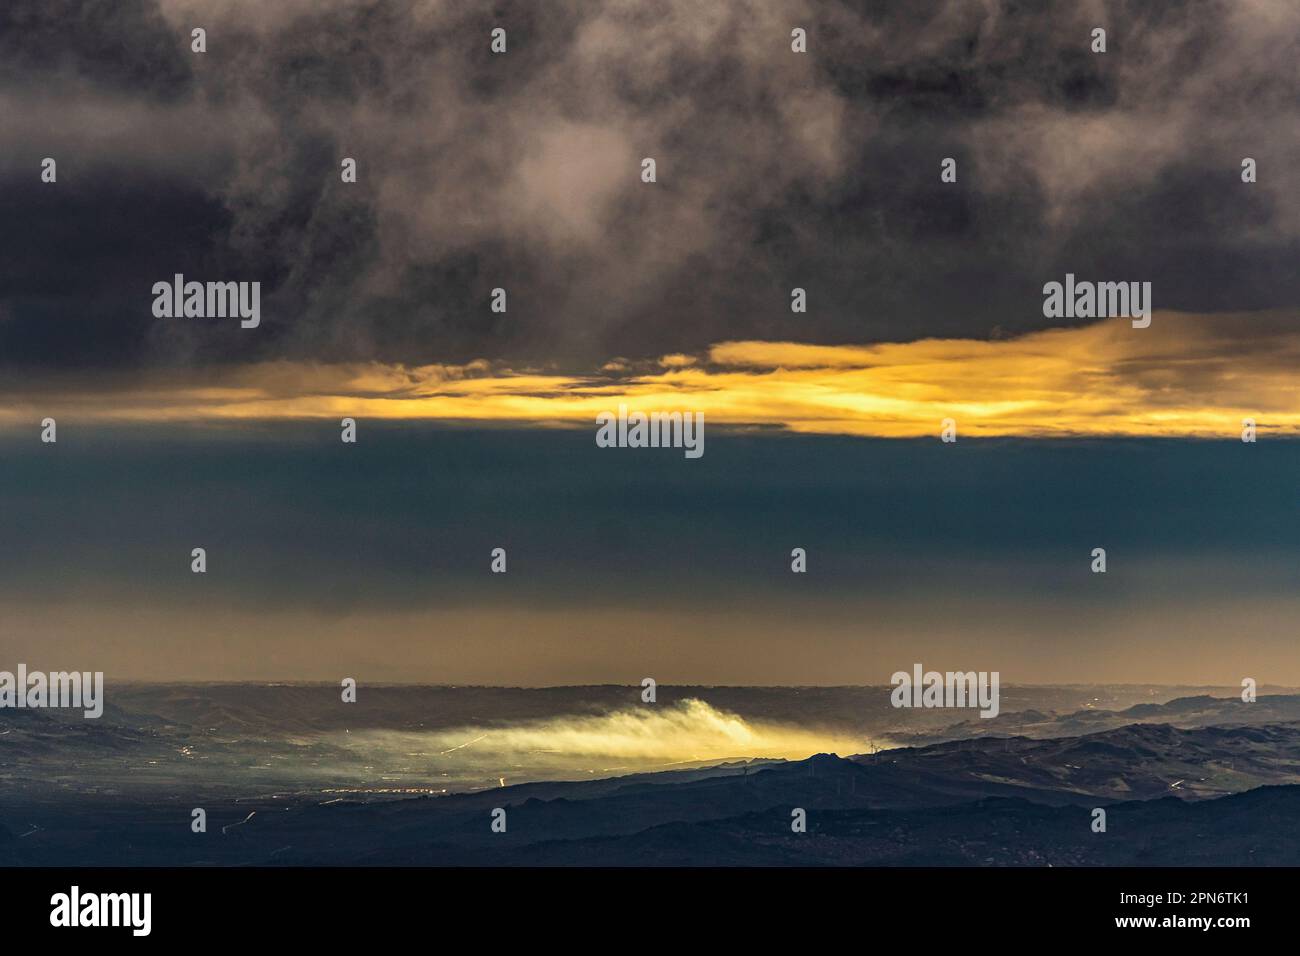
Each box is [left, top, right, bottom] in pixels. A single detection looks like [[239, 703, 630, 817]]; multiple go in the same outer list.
[[4, 312, 1298, 437]]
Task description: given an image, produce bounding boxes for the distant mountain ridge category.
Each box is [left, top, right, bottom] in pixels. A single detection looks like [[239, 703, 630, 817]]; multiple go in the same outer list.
[[909, 693, 1300, 745], [7, 720, 1300, 866]]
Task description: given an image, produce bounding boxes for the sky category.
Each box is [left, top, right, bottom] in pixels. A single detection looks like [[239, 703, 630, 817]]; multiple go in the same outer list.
[[0, 0, 1297, 684], [2, 427, 1296, 685]]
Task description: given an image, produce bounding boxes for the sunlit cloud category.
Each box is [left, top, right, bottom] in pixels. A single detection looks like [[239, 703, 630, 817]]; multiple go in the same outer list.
[[4, 312, 1298, 437], [340, 699, 871, 765]]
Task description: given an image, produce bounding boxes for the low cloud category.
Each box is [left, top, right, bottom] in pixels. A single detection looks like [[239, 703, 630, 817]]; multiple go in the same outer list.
[[342, 698, 868, 765]]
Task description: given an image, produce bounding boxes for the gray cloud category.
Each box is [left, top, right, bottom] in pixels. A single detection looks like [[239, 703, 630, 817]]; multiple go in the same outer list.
[[1, 0, 1296, 372]]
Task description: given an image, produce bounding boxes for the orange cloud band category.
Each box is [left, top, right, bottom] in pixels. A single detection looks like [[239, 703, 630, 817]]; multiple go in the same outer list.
[[4, 312, 1298, 437]]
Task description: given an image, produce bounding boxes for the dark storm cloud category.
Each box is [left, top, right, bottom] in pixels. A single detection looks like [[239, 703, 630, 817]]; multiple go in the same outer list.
[[0, 0, 1296, 372]]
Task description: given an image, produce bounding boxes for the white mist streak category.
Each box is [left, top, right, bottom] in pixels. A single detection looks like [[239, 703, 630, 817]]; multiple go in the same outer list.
[[348, 699, 865, 763]]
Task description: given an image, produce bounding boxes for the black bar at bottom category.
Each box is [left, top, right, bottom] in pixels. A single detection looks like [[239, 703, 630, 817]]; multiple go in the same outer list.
[[0, 866, 1279, 941]]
